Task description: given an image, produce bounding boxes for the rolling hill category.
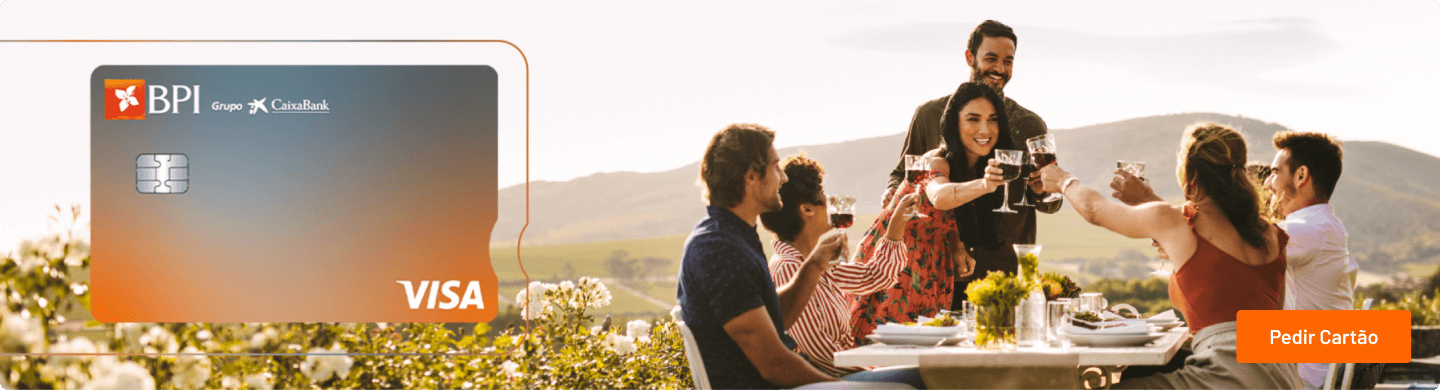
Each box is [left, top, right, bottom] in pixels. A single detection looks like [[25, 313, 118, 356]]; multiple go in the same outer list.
[[492, 113, 1440, 275]]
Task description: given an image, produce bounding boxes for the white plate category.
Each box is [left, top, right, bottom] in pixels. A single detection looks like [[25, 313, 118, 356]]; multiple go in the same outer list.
[[1145, 310, 1180, 323], [874, 323, 964, 337], [1067, 332, 1165, 347], [1151, 321, 1184, 331], [866, 334, 968, 346]]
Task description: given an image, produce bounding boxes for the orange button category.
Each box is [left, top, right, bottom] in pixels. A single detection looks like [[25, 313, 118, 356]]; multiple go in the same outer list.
[[1237, 310, 1411, 363]]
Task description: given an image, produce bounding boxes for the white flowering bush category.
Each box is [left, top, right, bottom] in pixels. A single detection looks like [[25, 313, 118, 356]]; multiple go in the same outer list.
[[1, 206, 693, 389]]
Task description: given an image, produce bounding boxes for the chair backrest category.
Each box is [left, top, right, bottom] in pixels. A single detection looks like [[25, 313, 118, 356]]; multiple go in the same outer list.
[[676, 320, 712, 390], [1325, 298, 1376, 390], [1337, 298, 1376, 389]]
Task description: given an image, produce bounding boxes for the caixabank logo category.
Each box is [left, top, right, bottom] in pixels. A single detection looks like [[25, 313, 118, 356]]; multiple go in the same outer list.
[[103, 79, 202, 120]]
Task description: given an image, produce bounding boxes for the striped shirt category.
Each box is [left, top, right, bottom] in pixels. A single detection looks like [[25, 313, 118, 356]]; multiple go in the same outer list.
[[768, 238, 906, 377]]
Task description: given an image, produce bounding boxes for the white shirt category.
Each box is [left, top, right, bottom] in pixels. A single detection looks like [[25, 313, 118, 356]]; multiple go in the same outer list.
[[1279, 204, 1358, 311], [1279, 204, 1359, 389]]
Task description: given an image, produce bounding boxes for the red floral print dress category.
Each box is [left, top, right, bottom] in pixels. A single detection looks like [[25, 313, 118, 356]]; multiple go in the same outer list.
[[848, 169, 958, 345]]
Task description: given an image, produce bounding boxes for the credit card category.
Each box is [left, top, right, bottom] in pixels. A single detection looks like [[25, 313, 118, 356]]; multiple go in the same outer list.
[[91, 66, 499, 323]]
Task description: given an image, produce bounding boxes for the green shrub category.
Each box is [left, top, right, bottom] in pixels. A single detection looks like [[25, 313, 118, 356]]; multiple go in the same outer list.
[[1, 207, 692, 389], [1365, 288, 1440, 326], [1084, 277, 1178, 318]]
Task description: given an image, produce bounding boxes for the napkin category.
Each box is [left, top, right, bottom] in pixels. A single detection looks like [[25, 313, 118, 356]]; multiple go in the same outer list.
[[1065, 319, 1150, 335], [1149, 310, 1178, 321], [1109, 303, 1142, 319]]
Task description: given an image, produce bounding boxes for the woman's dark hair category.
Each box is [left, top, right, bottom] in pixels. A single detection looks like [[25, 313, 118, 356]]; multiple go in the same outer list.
[[760, 152, 826, 243], [937, 82, 1012, 251], [1178, 123, 1269, 253]]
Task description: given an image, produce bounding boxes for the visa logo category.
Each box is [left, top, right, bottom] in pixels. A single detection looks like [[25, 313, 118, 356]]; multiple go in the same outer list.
[[397, 281, 485, 310]]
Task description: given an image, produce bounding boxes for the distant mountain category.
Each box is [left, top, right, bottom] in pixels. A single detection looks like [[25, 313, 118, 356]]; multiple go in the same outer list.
[[493, 132, 906, 246], [492, 113, 1440, 273]]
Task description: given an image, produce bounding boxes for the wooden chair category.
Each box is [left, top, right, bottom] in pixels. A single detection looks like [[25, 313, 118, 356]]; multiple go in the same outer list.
[[675, 319, 713, 390], [1323, 298, 1375, 390], [674, 307, 913, 389]]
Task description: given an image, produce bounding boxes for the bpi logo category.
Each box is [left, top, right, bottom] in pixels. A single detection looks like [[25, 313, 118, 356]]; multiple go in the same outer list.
[[103, 79, 202, 120], [104, 79, 146, 120]]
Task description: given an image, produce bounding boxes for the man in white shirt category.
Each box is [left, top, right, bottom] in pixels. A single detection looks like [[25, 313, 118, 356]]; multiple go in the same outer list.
[[1264, 130, 1357, 389]]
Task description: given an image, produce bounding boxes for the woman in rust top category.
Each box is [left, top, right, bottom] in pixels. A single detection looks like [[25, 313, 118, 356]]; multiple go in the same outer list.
[[1039, 123, 1302, 389]]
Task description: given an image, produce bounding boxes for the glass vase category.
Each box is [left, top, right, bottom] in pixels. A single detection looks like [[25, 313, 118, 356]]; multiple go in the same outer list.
[[1015, 244, 1042, 284], [975, 304, 1016, 350]]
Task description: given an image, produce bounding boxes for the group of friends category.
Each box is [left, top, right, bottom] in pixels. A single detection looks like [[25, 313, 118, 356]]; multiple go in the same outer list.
[[676, 20, 1358, 390]]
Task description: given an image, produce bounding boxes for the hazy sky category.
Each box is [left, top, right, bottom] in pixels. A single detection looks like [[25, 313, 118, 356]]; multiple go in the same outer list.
[[491, 0, 1440, 187], [1, 0, 1438, 245], [6, 1, 1438, 186]]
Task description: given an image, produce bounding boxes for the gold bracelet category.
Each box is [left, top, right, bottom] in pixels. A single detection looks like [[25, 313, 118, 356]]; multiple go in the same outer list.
[[1061, 177, 1080, 195]]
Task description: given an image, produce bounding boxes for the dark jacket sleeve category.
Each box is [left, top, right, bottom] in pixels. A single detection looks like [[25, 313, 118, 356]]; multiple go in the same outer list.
[[889, 98, 946, 191], [889, 106, 926, 191]]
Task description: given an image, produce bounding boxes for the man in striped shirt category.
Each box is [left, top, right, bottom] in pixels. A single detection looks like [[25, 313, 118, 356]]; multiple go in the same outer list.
[[761, 153, 926, 388]]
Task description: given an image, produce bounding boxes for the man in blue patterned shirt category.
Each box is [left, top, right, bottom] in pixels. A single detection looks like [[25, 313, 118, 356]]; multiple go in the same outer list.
[[677, 123, 852, 389]]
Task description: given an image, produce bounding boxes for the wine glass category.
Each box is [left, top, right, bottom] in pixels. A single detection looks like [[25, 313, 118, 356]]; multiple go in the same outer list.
[[1048, 300, 1071, 348], [1117, 160, 1146, 178], [992, 149, 1024, 213], [1113, 161, 1168, 277], [827, 195, 855, 263], [1149, 242, 1172, 277], [902, 154, 929, 219], [827, 195, 855, 229], [959, 301, 977, 337], [1026, 134, 1063, 202], [1013, 153, 1037, 207]]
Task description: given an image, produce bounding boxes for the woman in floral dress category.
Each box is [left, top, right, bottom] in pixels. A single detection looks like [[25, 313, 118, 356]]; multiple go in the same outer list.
[[849, 82, 1012, 344]]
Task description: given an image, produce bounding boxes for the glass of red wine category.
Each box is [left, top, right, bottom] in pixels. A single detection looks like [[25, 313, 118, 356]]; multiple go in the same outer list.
[[902, 154, 929, 219], [992, 149, 1024, 214], [827, 195, 855, 229], [1013, 153, 1037, 207], [826, 195, 855, 263], [1026, 134, 1063, 202]]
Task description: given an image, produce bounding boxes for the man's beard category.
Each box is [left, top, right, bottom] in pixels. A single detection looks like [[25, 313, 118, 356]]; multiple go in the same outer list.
[[1270, 183, 1298, 216], [763, 197, 784, 213], [970, 67, 1010, 91]]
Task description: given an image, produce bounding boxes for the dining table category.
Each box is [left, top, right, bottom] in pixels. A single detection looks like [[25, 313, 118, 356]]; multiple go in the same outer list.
[[834, 327, 1193, 389]]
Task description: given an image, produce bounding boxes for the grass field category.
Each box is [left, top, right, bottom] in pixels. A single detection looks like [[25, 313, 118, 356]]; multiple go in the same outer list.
[[487, 210, 1158, 315], [490, 235, 688, 283], [1036, 210, 1157, 260], [1404, 263, 1440, 280], [485, 207, 1438, 316], [491, 210, 1155, 282]]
